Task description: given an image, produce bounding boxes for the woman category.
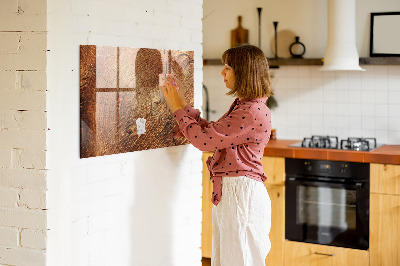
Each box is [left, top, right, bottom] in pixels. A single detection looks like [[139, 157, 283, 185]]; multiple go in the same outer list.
[[161, 44, 273, 266]]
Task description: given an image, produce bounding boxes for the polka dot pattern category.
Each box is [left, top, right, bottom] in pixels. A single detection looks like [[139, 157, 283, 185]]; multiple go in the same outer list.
[[172, 97, 272, 206]]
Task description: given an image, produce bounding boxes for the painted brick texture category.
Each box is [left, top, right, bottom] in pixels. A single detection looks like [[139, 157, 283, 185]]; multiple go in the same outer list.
[[46, 0, 203, 265], [0, 0, 47, 265]]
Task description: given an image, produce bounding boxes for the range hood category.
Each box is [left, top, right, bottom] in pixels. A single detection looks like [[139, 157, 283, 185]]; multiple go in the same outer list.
[[320, 0, 365, 71]]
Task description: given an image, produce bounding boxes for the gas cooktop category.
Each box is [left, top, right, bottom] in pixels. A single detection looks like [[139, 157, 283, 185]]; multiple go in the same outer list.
[[289, 135, 382, 151]]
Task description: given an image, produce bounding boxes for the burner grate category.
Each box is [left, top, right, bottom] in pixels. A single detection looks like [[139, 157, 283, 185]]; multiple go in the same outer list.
[[340, 137, 377, 151], [301, 135, 339, 149]]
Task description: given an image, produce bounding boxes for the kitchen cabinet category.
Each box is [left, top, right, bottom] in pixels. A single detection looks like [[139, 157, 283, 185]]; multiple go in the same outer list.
[[201, 154, 286, 266], [370, 163, 400, 195], [201, 152, 213, 258], [261, 156, 285, 266], [370, 163, 400, 266], [284, 241, 369, 266]]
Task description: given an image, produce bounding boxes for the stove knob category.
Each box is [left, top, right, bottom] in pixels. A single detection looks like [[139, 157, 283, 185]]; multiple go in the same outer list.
[[340, 164, 347, 174], [305, 162, 312, 171]]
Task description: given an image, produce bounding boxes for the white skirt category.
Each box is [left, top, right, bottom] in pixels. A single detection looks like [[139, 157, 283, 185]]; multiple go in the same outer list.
[[212, 176, 271, 266]]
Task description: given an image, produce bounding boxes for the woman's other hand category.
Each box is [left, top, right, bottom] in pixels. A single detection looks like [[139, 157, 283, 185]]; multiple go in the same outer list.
[[160, 75, 187, 113]]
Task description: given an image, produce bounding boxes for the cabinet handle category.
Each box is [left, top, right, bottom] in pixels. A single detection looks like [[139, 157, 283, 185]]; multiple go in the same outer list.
[[314, 252, 335, 257]]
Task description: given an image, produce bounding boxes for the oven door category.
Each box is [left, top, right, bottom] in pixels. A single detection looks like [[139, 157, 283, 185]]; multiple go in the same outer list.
[[285, 177, 369, 250]]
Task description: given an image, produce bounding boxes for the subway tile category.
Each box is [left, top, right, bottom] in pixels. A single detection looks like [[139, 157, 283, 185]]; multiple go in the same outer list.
[[311, 127, 324, 136], [298, 77, 311, 89], [388, 104, 400, 117], [297, 89, 312, 103], [374, 77, 388, 91], [336, 103, 349, 116], [361, 90, 375, 104], [284, 66, 298, 77], [310, 66, 324, 77], [336, 90, 349, 103], [348, 74, 362, 90], [362, 65, 375, 74], [272, 76, 287, 90], [286, 77, 299, 89], [348, 116, 362, 129], [323, 76, 336, 91], [348, 103, 362, 116], [388, 91, 400, 104], [361, 128, 375, 138], [361, 103, 375, 116], [374, 90, 388, 104], [323, 86, 336, 103], [388, 117, 400, 131], [374, 65, 388, 77], [323, 103, 336, 115], [298, 67, 311, 78], [323, 115, 336, 129], [348, 90, 362, 103], [361, 75, 374, 91], [322, 70, 335, 78], [310, 77, 324, 90], [362, 116, 375, 130], [375, 104, 389, 117], [335, 115, 348, 129], [311, 87, 323, 101], [297, 101, 312, 114], [374, 130, 389, 144], [311, 102, 324, 113], [336, 128, 349, 140], [311, 114, 324, 129], [388, 65, 400, 76], [388, 131, 400, 144], [335, 76, 349, 90], [388, 75, 400, 91], [274, 66, 287, 77], [349, 128, 362, 137], [374, 117, 389, 130]]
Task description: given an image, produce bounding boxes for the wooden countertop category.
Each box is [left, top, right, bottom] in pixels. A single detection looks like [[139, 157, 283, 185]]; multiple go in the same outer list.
[[263, 139, 400, 165]]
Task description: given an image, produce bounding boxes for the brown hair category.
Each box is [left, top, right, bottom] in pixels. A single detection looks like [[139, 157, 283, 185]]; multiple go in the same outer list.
[[221, 44, 273, 99]]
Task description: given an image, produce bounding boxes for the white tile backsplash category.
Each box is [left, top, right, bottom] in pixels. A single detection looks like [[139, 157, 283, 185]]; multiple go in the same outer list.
[[204, 65, 400, 144]]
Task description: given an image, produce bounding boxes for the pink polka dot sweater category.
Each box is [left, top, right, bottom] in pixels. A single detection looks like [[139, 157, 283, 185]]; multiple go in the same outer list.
[[172, 97, 271, 206]]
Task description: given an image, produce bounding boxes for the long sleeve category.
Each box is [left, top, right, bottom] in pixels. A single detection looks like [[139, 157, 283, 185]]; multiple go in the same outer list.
[[173, 105, 257, 152], [171, 104, 210, 137]]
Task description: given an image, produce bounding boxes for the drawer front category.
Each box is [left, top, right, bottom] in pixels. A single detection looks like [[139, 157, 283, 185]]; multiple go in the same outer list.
[[284, 241, 369, 266]]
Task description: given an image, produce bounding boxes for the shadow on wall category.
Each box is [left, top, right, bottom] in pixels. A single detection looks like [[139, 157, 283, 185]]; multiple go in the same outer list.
[[129, 147, 183, 265]]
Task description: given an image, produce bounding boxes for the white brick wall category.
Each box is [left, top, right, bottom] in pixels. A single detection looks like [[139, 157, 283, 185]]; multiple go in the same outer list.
[[0, 0, 48, 265], [2, 0, 203, 264], [46, 0, 203, 266]]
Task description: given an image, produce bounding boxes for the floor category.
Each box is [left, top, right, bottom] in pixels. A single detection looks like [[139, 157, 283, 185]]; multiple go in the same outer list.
[[202, 257, 211, 266]]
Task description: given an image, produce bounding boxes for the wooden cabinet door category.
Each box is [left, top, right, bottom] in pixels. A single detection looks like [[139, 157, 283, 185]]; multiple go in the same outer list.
[[264, 184, 284, 266], [370, 193, 400, 266], [284, 241, 369, 266], [370, 163, 400, 195], [201, 152, 213, 258], [262, 156, 285, 186]]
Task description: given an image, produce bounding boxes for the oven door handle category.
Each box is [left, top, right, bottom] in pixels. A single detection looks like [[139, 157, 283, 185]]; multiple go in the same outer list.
[[287, 177, 364, 189]]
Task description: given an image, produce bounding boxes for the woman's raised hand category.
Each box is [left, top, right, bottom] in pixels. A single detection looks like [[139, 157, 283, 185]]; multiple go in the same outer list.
[[160, 75, 187, 113]]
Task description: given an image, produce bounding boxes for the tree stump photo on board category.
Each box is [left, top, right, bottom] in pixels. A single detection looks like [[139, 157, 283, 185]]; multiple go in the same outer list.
[[231, 16, 249, 48]]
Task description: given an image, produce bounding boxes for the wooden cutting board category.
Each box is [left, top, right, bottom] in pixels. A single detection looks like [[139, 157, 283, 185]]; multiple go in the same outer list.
[[231, 16, 249, 48]]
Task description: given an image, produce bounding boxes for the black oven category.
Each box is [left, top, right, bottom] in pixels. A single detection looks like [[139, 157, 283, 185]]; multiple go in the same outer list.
[[285, 158, 369, 250]]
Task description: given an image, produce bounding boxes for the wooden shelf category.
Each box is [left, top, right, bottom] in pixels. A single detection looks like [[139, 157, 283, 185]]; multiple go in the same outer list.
[[203, 57, 400, 67], [359, 57, 400, 65], [203, 58, 323, 67], [268, 58, 322, 67]]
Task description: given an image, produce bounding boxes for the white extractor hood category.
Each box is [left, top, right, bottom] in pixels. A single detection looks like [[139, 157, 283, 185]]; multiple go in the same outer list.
[[320, 0, 365, 71]]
